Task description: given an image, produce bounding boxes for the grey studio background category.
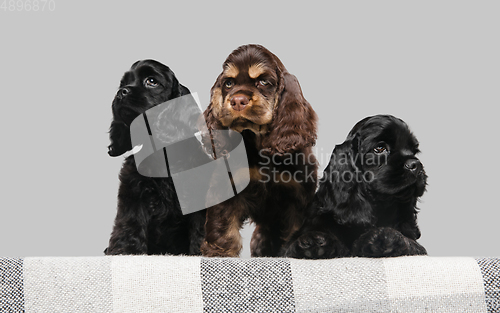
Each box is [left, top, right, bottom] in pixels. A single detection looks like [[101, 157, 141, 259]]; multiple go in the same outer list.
[[1, 1, 499, 258]]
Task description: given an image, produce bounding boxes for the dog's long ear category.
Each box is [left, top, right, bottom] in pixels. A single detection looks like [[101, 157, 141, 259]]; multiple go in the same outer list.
[[108, 121, 132, 157], [170, 73, 190, 98], [323, 133, 374, 226], [200, 73, 227, 158], [204, 73, 224, 131], [261, 71, 317, 155]]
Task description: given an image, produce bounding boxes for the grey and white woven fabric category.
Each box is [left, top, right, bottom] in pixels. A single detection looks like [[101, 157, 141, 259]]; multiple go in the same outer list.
[[1, 256, 499, 313], [477, 258, 500, 313]]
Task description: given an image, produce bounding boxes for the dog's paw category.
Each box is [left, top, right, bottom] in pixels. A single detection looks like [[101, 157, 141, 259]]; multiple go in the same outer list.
[[284, 231, 348, 259], [353, 227, 410, 258], [200, 240, 241, 258]]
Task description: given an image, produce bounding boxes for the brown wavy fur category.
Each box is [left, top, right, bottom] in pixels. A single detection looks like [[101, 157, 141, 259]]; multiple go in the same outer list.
[[200, 44, 318, 257]]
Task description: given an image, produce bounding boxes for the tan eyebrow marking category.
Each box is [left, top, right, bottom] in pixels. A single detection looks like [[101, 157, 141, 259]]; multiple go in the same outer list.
[[248, 63, 266, 79], [223, 63, 239, 78]]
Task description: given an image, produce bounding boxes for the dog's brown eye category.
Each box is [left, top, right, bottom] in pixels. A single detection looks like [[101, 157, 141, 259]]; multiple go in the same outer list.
[[145, 77, 159, 88], [374, 146, 388, 154], [258, 79, 271, 87], [224, 79, 234, 89]]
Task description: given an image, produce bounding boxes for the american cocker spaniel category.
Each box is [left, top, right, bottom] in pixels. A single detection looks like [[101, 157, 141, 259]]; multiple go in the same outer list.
[[200, 44, 318, 257], [105, 60, 206, 255], [284, 115, 427, 258]]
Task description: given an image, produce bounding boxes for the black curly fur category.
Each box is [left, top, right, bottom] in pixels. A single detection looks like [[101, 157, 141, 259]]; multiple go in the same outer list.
[[283, 115, 428, 259], [104, 60, 206, 255]]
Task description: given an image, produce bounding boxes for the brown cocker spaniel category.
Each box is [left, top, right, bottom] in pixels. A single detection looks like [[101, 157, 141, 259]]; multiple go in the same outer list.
[[200, 44, 318, 257]]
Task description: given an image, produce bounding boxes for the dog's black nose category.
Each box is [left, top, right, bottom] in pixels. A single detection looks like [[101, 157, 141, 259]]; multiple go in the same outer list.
[[404, 159, 422, 173], [116, 87, 131, 99]]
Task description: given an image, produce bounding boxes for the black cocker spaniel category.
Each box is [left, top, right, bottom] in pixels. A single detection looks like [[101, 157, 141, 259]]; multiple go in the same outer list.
[[105, 60, 206, 255], [284, 115, 427, 258]]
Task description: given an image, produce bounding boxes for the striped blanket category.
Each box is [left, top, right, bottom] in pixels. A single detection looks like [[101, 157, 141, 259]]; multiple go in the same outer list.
[[1, 256, 499, 312]]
